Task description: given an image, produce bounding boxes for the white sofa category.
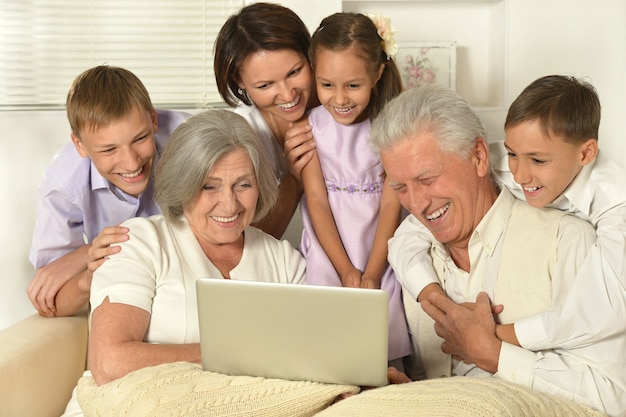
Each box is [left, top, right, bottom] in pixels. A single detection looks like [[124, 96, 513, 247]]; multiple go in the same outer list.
[[0, 307, 609, 417], [0, 310, 88, 417]]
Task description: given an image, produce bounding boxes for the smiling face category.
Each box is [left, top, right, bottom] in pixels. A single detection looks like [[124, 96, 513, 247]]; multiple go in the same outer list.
[[314, 47, 382, 125], [184, 148, 259, 250], [71, 106, 158, 197], [504, 119, 597, 208], [238, 49, 312, 126], [381, 132, 495, 251]]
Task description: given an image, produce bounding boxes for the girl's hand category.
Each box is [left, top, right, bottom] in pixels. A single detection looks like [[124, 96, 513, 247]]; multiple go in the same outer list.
[[285, 122, 316, 181], [340, 268, 362, 288], [87, 226, 129, 272], [360, 272, 382, 289]]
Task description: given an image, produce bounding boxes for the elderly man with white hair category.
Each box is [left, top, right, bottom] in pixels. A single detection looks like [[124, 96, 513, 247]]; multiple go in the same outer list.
[[369, 84, 626, 417]]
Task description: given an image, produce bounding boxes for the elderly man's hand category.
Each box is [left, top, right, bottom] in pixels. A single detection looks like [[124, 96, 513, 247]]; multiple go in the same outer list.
[[421, 292, 502, 374]]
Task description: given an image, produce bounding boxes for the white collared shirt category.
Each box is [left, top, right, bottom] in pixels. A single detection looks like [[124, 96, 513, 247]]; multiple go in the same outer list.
[[490, 141, 626, 349], [423, 189, 625, 415]]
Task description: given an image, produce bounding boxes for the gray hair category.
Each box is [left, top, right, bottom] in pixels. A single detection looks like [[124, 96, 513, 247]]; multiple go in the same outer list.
[[155, 109, 278, 225], [370, 84, 487, 160]]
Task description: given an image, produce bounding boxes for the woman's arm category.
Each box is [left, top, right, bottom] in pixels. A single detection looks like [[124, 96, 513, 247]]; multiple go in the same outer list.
[[253, 121, 316, 239], [89, 297, 201, 386], [253, 172, 302, 239], [361, 177, 402, 289], [302, 150, 361, 287]]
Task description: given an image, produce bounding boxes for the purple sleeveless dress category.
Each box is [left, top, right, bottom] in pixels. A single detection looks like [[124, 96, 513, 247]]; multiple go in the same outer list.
[[299, 106, 410, 361]]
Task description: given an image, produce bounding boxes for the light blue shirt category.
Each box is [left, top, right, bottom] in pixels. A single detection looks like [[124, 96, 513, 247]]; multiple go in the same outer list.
[[29, 109, 190, 268]]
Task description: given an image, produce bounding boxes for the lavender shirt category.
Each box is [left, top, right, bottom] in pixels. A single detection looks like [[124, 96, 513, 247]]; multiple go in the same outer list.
[[29, 109, 190, 268]]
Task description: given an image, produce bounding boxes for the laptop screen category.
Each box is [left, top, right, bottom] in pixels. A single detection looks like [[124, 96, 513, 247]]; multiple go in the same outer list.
[[196, 278, 389, 387]]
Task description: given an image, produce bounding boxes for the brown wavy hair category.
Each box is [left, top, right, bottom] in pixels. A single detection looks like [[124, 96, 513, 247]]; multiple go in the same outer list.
[[214, 3, 312, 108]]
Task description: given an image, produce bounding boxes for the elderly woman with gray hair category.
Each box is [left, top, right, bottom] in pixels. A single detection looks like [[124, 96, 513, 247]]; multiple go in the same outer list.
[[61, 109, 309, 416]]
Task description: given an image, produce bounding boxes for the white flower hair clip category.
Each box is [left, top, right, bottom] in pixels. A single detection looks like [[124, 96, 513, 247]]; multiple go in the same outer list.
[[365, 12, 398, 60]]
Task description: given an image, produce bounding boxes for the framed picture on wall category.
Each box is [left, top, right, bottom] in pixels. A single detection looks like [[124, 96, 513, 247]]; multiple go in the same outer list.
[[397, 41, 457, 91]]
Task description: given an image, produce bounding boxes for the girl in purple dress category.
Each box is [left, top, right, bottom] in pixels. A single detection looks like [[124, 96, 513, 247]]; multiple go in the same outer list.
[[295, 12, 410, 365]]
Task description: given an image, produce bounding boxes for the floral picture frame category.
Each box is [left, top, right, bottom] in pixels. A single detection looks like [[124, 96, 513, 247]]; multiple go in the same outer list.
[[397, 41, 457, 90]]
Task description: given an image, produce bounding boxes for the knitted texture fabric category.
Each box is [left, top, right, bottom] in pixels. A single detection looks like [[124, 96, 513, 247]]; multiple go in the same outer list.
[[77, 362, 360, 417], [316, 377, 608, 417]]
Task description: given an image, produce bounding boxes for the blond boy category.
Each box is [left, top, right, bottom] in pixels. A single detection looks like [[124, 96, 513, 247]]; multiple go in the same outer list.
[[28, 65, 189, 317]]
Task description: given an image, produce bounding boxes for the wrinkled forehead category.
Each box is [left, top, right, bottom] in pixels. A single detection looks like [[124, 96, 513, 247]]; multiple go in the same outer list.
[[381, 130, 442, 164]]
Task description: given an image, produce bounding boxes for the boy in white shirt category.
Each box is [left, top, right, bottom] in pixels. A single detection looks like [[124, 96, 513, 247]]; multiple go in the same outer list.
[[391, 74, 626, 349]]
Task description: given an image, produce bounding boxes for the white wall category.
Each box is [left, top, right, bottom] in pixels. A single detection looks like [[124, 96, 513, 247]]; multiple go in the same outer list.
[[0, 111, 69, 329], [1, 0, 625, 330], [343, 0, 626, 168]]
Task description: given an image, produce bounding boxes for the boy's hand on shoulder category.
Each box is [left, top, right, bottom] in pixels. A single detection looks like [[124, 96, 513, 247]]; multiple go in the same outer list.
[[88, 226, 129, 272]]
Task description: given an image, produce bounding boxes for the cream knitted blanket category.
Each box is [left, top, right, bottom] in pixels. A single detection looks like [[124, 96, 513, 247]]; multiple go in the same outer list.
[[77, 362, 360, 417], [316, 377, 607, 417], [76, 363, 608, 417]]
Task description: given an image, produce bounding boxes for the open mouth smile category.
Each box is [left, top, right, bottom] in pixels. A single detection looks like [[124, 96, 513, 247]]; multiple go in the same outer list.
[[119, 166, 143, 178], [332, 105, 355, 115], [426, 203, 450, 221], [524, 186, 542, 193], [276, 95, 301, 110], [212, 214, 240, 223]]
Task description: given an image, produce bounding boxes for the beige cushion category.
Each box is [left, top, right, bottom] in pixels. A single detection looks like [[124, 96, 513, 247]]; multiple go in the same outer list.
[[77, 361, 360, 417], [315, 377, 607, 417]]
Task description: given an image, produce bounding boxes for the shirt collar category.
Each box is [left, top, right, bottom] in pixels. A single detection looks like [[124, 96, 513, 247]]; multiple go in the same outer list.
[[473, 186, 514, 258], [547, 157, 596, 218], [90, 159, 109, 191], [430, 186, 514, 261]]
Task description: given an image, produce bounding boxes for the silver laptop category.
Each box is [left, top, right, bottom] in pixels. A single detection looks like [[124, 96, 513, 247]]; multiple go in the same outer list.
[[196, 278, 389, 387]]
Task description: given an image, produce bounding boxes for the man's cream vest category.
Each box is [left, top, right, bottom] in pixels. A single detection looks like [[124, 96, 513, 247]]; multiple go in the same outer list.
[[404, 196, 567, 379], [494, 199, 566, 324]]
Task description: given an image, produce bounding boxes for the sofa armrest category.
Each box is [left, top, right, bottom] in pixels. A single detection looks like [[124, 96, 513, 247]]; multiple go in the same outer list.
[[0, 311, 88, 417]]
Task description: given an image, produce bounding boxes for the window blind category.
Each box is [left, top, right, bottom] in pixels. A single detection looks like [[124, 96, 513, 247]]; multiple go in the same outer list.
[[0, 0, 243, 110]]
